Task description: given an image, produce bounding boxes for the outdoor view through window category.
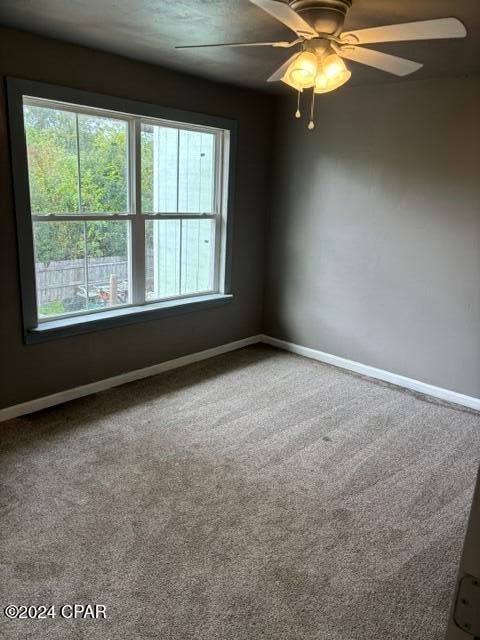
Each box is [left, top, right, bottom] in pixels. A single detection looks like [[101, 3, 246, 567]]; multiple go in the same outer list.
[[23, 98, 226, 322]]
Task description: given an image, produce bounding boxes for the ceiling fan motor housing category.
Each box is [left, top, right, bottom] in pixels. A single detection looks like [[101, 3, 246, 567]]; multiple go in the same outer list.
[[289, 0, 352, 35]]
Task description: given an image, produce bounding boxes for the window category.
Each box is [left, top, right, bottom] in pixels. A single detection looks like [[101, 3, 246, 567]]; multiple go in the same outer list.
[[7, 80, 235, 341]]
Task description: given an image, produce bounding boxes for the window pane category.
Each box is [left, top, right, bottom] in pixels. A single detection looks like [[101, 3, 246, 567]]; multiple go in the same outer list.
[[34, 221, 86, 317], [178, 130, 215, 213], [141, 124, 215, 213], [141, 124, 179, 213], [145, 219, 214, 300], [86, 221, 130, 307], [141, 125, 154, 213], [24, 104, 79, 214], [78, 114, 128, 213], [34, 220, 130, 319], [180, 219, 215, 295], [145, 220, 180, 299]]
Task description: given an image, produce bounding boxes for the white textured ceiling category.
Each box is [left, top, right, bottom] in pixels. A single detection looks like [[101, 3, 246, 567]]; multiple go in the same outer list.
[[0, 0, 478, 91]]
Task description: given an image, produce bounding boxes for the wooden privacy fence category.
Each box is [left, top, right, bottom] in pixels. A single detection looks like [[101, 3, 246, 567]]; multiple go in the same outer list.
[[36, 256, 128, 305]]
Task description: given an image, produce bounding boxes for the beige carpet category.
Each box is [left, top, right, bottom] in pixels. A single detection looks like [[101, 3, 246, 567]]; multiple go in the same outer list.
[[1, 345, 479, 640]]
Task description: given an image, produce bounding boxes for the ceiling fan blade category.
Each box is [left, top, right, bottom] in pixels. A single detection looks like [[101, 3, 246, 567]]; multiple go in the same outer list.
[[250, 0, 318, 38], [176, 40, 293, 49], [342, 18, 467, 45], [337, 45, 423, 76], [267, 52, 300, 82]]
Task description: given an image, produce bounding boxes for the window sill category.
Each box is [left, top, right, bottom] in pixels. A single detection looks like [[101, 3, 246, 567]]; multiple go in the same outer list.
[[26, 293, 233, 344]]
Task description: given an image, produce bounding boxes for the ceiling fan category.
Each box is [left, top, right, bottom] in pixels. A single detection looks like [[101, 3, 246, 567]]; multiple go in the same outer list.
[[176, 0, 467, 129]]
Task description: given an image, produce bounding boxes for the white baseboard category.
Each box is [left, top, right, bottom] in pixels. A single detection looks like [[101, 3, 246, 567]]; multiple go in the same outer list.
[[0, 335, 263, 422], [261, 334, 480, 412], [2, 332, 478, 422]]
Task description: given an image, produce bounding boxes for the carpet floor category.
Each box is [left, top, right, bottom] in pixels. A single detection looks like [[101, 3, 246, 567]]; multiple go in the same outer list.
[[1, 344, 479, 640]]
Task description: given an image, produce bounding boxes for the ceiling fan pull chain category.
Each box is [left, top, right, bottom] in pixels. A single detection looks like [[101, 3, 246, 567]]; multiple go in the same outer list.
[[308, 89, 316, 130], [295, 90, 301, 119]]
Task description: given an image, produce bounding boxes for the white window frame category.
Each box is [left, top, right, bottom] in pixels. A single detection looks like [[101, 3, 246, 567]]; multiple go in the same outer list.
[[7, 78, 236, 343]]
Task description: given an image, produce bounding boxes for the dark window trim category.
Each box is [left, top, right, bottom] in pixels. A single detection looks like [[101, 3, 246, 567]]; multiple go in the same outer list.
[[6, 77, 237, 343], [26, 294, 233, 343]]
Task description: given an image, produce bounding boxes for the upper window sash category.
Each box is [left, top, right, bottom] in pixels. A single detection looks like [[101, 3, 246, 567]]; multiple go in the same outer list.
[[24, 96, 225, 218], [23, 98, 131, 216]]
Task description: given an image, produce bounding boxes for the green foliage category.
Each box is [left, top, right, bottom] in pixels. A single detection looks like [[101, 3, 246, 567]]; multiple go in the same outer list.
[[141, 129, 153, 213], [25, 106, 78, 214], [38, 300, 65, 316], [87, 221, 127, 258], [78, 113, 128, 213], [33, 221, 128, 264], [33, 221, 83, 263]]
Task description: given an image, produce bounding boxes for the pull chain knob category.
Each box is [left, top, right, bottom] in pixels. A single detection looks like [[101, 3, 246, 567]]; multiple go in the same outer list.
[[295, 90, 301, 119]]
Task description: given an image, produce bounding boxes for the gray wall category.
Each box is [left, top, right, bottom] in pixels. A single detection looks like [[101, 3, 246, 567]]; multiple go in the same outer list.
[[264, 76, 480, 398], [0, 27, 273, 408]]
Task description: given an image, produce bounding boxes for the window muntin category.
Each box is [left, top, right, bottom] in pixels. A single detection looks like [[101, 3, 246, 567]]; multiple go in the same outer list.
[[22, 97, 228, 323]]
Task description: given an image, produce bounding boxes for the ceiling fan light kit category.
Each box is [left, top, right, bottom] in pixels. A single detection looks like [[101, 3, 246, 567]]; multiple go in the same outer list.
[[282, 44, 352, 127], [176, 0, 467, 130], [282, 47, 352, 91]]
